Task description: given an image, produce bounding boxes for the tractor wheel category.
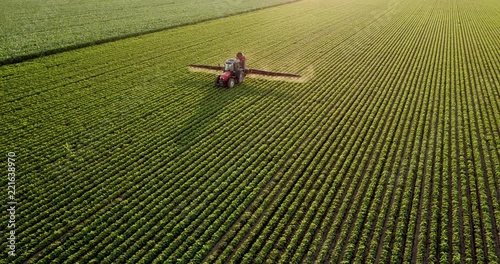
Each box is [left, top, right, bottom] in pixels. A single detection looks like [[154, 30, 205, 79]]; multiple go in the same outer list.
[[227, 78, 235, 88], [215, 76, 220, 86], [236, 71, 245, 84]]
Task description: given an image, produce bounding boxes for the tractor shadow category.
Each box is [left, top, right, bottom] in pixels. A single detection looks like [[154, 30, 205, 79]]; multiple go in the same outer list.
[[172, 74, 295, 148]]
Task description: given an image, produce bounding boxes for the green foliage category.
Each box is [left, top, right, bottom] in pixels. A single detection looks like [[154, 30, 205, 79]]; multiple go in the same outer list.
[[0, 0, 298, 63], [2, 0, 500, 263]]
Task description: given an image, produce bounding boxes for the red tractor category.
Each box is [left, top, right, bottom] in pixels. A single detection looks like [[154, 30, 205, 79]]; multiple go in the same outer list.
[[189, 52, 300, 88], [215, 58, 246, 88]]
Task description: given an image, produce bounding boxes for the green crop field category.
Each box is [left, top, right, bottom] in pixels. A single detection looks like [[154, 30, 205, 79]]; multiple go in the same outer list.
[[1, 0, 500, 263], [0, 0, 296, 64]]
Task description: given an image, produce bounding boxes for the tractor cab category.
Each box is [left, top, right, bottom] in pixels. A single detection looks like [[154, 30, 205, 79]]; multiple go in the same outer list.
[[224, 59, 239, 72]]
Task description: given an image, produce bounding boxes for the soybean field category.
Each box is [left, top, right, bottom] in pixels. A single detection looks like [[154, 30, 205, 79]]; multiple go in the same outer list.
[[0, 0, 297, 63], [1, 0, 500, 263]]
